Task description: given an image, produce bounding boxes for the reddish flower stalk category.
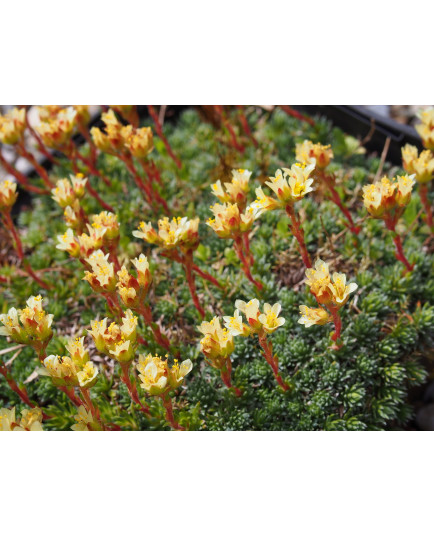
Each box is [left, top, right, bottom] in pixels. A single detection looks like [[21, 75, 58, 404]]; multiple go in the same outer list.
[[214, 105, 245, 154], [233, 236, 263, 290], [16, 141, 54, 188], [184, 252, 205, 318], [140, 159, 169, 212], [1, 212, 51, 289], [319, 170, 360, 234], [242, 232, 255, 267], [220, 358, 242, 397], [60, 386, 85, 407], [419, 183, 433, 228], [285, 204, 312, 269], [236, 105, 258, 148], [69, 148, 114, 212], [0, 360, 36, 408], [79, 386, 102, 422], [0, 151, 48, 195], [162, 250, 221, 289], [74, 146, 111, 187], [279, 105, 315, 127], [137, 303, 171, 352], [160, 393, 184, 430], [327, 305, 342, 343], [384, 218, 414, 272], [258, 334, 289, 391], [119, 154, 155, 208], [148, 105, 182, 169], [24, 108, 59, 165], [119, 362, 151, 415]]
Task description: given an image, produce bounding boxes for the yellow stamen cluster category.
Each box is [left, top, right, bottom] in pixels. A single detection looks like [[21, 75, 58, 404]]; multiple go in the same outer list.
[[88, 310, 138, 363], [91, 211, 120, 242], [0, 407, 43, 431], [51, 174, 87, 209], [71, 405, 101, 431], [415, 108, 434, 150], [42, 351, 99, 389], [295, 140, 333, 169], [136, 353, 193, 396], [401, 144, 434, 184], [229, 299, 285, 335], [211, 168, 252, 208], [0, 107, 26, 145], [133, 216, 200, 251], [362, 175, 415, 219], [36, 106, 76, 150], [0, 295, 53, 346], [0, 180, 18, 212], [298, 305, 332, 328]]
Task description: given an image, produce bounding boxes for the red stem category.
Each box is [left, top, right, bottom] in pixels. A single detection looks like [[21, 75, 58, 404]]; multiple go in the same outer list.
[[74, 147, 111, 186], [258, 334, 289, 391], [220, 358, 242, 396], [0, 361, 36, 408], [183, 252, 205, 318], [385, 219, 414, 272], [419, 183, 433, 228], [236, 105, 258, 147], [16, 142, 54, 188], [140, 159, 169, 213], [120, 362, 151, 415], [192, 263, 222, 288], [59, 386, 85, 407], [214, 105, 245, 154], [234, 236, 263, 290], [327, 306, 342, 342], [0, 151, 48, 194], [138, 303, 171, 352], [285, 204, 312, 268], [279, 105, 315, 126], [161, 394, 185, 430], [320, 171, 360, 234], [24, 109, 58, 165], [148, 105, 182, 169]]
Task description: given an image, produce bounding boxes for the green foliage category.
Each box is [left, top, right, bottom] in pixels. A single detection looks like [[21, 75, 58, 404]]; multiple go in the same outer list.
[[1, 107, 433, 431]]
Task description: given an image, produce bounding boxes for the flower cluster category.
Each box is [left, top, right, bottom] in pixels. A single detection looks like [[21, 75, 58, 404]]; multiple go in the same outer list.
[[198, 317, 235, 369], [0, 107, 26, 145], [42, 346, 99, 389], [253, 163, 316, 216], [415, 108, 434, 150], [295, 140, 333, 169], [117, 255, 152, 309], [0, 295, 53, 350], [71, 406, 101, 431], [0, 407, 43, 431], [89, 310, 138, 363], [299, 259, 357, 343], [136, 353, 192, 396], [402, 144, 434, 184], [362, 175, 415, 221], [133, 216, 199, 251], [36, 106, 77, 150], [83, 250, 117, 293], [210, 168, 252, 208]]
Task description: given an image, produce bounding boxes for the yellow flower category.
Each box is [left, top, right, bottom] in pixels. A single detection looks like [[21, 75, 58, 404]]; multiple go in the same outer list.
[[73, 105, 91, 126], [211, 168, 252, 207], [305, 259, 333, 304], [71, 406, 95, 431], [88, 310, 138, 363], [83, 250, 116, 293], [36, 107, 76, 149], [91, 211, 119, 241], [132, 254, 151, 287], [415, 108, 434, 150], [136, 354, 169, 396], [298, 305, 331, 328], [64, 201, 82, 229], [0, 407, 44, 431], [0, 108, 26, 145], [90, 109, 129, 156], [56, 228, 80, 258], [77, 361, 99, 388], [402, 145, 434, 184], [42, 354, 78, 386], [258, 303, 285, 334], [14, 408, 44, 431], [363, 175, 415, 219], [124, 126, 154, 158], [134, 217, 200, 251], [168, 358, 193, 390], [234, 299, 262, 330], [19, 295, 54, 343], [223, 309, 252, 337], [251, 186, 281, 217], [198, 317, 235, 366], [0, 307, 29, 343], [296, 140, 333, 169], [66, 336, 90, 368], [328, 273, 358, 307], [207, 202, 255, 239], [0, 180, 18, 211], [52, 175, 87, 208]]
